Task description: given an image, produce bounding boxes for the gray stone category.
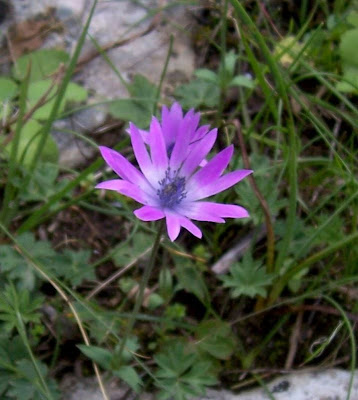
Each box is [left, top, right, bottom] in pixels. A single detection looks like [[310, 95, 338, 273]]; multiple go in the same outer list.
[[198, 369, 358, 400], [60, 369, 358, 400], [2, 0, 195, 167]]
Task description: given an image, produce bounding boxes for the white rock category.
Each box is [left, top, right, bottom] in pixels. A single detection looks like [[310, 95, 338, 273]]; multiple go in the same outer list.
[[60, 369, 358, 400], [200, 369, 358, 400], [3, 0, 195, 167]]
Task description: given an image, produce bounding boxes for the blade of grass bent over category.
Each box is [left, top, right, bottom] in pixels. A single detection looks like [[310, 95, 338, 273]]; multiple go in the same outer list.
[[23, 0, 98, 190], [230, 0, 298, 276], [0, 65, 31, 227]]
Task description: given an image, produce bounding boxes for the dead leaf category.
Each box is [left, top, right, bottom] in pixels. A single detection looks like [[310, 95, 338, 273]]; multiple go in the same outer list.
[[7, 7, 63, 59]]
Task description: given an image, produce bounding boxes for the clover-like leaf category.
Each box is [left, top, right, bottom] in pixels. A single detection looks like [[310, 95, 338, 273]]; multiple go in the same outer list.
[[220, 253, 273, 298], [154, 342, 217, 400]]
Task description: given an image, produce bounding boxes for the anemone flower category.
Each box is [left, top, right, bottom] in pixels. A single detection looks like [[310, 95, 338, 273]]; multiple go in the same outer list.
[[96, 104, 253, 241]]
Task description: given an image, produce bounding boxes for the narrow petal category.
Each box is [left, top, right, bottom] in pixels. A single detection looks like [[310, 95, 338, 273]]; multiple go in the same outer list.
[[178, 202, 225, 223], [98, 146, 152, 194], [191, 124, 210, 142], [183, 108, 200, 135], [189, 145, 234, 187], [139, 128, 150, 144], [181, 129, 217, 177], [187, 169, 253, 201], [169, 116, 192, 170], [179, 216, 202, 239], [165, 212, 181, 241], [162, 103, 182, 146], [149, 117, 168, 172], [194, 202, 250, 219], [129, 123, 152, 171], [129, 123, 157, 186], [134, 205, 165, 221], [96, 179, 149, 204]]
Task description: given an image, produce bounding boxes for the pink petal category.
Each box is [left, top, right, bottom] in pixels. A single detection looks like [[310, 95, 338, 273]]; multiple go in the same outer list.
[[183, 108, 200, 135], [149, 117, 168, 172], [187, 169, 253, 201], [96, 179, 149, 204], [179, 216, 202, 239], [134, 206, 165, 221], [139, 128, 150, 144], [129, 123, 156, 185], [189, 145, 234, 188], [98, 146, 152, 193], [192, 124, 210, 142], [169, 116, 192, 170], [181, 129, 217, 176], [193, 202, 250, 219], [165, 212, 181, 241], [162, 103, 182, 146], [178, 203, 225, 223]]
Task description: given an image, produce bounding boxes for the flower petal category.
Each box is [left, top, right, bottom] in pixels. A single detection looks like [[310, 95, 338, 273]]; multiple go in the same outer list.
[[129, 123, 157, 186], [178, 202, 225, 223], [181, 128, 217, 177], [165, 212, 181, 241], [169, 116, 193, 170], [134, 205, 165, 221], [188, 169, 253, 201], [96, 179, 149, 204], [193, 202, 250, 219], [149, 117, 168, 172], [192, 124, 210, 142], [162, 102, 182, 146], [139, 128, 150, 144], [98, 146, 153, 194], [189, 145, 234, 188], [179, 216, 202, 238]]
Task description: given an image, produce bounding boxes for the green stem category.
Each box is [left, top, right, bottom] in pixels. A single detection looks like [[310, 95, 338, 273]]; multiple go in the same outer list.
[[154, 35, 174, 114], [16, 311, 54, 400], [269, 231, 358, 304], [322, 295, 356, 400], [117, 220, 164, 362]]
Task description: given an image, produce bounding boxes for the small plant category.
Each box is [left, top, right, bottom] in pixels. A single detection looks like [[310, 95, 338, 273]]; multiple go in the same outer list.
[[154, 342, 217, 400], [220, 253, 273, 298]]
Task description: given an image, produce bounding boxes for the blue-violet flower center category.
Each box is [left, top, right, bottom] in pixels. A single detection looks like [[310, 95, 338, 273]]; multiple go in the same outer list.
[[157, 168, 186, 208]]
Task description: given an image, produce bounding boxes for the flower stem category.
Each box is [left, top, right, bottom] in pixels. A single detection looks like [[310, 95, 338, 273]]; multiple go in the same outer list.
[[117, 220, 165, 362]]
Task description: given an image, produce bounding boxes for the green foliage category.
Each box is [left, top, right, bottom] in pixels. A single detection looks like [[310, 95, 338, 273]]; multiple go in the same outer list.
[[0, 285, 43, 333], [174, 256, 209, 304], [12, 49, 69, 82], [53, 249, 94, 287], [112, 232, 152, 266], [174, 78, 220, 109], [221, 253, 273, 298], [109, 74, 157, 128], [337, 28, 358, 92], [235, 154, 286, 225], [175, 50, 254, 109], [0, 336, 59, 400], [27, 79, 87, 120], [0, 232, 94, 290], [5, 120, 59, 166], [195, 319, 236, 360], [0, 232, 56, 291], [0, 78, 18, 101], [0, 0, 357, 395], [16, 162, 70, 202], [78, 337, 142, 392], [154, 342, 217, 400], [118, 277, 164, 310]]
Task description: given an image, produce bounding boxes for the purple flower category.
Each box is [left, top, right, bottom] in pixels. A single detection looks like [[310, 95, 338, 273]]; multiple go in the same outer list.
[[96, 103, 252, 241]]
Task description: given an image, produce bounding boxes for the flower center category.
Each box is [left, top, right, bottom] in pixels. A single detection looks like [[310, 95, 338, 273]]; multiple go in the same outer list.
[[157, 168, 186, 208]]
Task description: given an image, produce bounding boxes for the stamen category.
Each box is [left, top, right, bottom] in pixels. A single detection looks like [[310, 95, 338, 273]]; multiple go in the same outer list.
[[157, 168, 186, 208]]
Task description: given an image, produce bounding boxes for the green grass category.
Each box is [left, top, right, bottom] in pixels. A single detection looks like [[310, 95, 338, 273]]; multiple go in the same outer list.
[[0, 0, 357, 399]]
